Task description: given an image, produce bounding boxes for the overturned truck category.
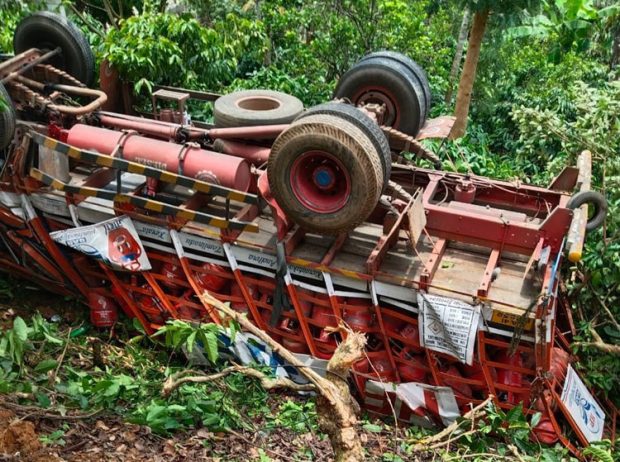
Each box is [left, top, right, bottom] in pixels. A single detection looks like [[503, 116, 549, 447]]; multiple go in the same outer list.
[[0, 12, 616, 457]]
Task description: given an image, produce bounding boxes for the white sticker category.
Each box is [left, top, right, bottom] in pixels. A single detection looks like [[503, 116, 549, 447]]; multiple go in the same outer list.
[[134, 221, 171, 243], [50, 215, 151, 271], [180, 232, 225, 257], [30, 194, 70, 217], [418, 293, 480, 365], [561, 365, 605, 442]]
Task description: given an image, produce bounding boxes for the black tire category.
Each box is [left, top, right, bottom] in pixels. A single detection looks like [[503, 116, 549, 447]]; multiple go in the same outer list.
[[13, 11, 94, 86], [360, 51, 431, 120], [295, 102, 392, 188], [567, 190, 607, 232], [214, 90, 304, 128], [268, 114, 383, 235], [0, 83, 16, 150], [334, 57, 425, 136]]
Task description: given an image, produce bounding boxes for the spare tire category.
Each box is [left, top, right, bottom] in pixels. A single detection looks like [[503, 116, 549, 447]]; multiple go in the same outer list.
[[566, 190, 607, 232], [334, 57, 426, 137], [0, 83, 16, 151], [214, 90, 303, 128], [13, 12, 94, 87], [360, 51, 431, 119], [295, 102, 392, 188], [268, 114, 383, 235]]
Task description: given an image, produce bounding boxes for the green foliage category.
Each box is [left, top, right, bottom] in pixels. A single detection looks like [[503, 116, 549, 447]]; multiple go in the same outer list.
[[101, 8, 265, 94], [267, 399, 318, 433], [0, 314, 269, 436], [153, 319, 221, 363]]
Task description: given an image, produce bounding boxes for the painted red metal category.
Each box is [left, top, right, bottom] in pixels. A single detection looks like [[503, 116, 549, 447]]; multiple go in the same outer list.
[[213, 139, 270, 165], [66, 124, 252, 191], [289, 151, 352, 213]]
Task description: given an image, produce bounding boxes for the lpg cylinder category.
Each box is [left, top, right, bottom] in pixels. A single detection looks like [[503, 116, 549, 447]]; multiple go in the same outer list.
[[550, 347, 570, 381], [89, 293, 118, 327], [160, 261, 185, 291], [136, 285, 166, 324], [66, 125, 251, 191], [279, 290, 313, 333], [343, 297, 373, 332], [399, 323, 423, 352], [531, 417, 559, 445], [175, 291, 200, 320], [194, 262, 228, 293], [397, 354, 427, 383], [230, 282, 258, 314], [442, 365, 473, 398], [496, 351, 526, 405]]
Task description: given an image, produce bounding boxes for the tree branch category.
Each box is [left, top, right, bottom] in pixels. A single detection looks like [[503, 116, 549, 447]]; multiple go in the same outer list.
[[162, 365, 316, 397]]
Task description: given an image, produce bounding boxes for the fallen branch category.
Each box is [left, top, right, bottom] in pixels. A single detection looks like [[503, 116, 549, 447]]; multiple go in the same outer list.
[[412, 395, 494, 452], [0, 398, 102, 421], [199, 291, 366, 462], [162, 365, 316, 397]]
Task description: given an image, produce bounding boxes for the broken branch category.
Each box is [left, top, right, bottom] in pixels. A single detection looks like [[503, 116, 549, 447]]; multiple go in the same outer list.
[[162, 365, 316, 397]]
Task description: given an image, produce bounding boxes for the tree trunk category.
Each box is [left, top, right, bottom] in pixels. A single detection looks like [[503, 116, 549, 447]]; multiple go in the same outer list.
[[611, 24, 620, 70], [450, 9, 489, 140], [444, 8, 471, 106]]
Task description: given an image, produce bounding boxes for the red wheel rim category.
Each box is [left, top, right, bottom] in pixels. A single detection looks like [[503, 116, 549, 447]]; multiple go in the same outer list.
[[289, 151, 351, 213], [352, 86, 399, 127]]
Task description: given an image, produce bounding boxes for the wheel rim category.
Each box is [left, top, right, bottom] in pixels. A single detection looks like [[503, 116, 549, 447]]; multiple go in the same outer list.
[[352, 86, 399, 127], [289, 151, 351, 213]]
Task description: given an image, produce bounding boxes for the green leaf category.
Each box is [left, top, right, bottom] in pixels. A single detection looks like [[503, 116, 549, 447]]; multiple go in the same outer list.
[[13, 317, 28, 342], [34, 359, 58, 373], [362, 423, 383, 433], [186, 331, 197, 354]]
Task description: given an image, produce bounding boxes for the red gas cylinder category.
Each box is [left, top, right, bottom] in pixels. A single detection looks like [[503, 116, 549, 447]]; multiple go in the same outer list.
[[230, 283, 258, 314], [282, 336, 309, 354], [343, 298, 373, 332], [160, 261, 185, 290], [136, 285, 166, 324], [361, 351, 397, 382], [550, 347, 570, 381], [397, 354, 427, 383], [279, 293, 313, 332], [531, 417, 559, 445], [194, 262, 228, 293], [399, 323, 422, 352], [382, 316, 402, 335], [67, 124, 251, 191], [496, 351, 525, 405], [462, 362, 496, 391], [89, 293, 118, 328], [175, 292, 200, 320], [442, 365, 473, 398]]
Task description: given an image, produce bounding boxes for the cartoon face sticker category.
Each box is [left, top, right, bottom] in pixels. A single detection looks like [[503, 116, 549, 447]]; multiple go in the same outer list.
[[108, 228, 142, 271]]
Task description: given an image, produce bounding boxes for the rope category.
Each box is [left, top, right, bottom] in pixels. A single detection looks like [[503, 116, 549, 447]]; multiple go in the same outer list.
[[380, 125, 442, 169]]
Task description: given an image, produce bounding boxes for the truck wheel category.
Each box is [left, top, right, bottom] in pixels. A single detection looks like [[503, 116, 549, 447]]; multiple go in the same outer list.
[[268, 114, 383, 235], [14, 12, 94, 87], [0, 83, 16, 150], [567, 190, 607, 232], [360, 51, 431, 119], [296, 102, 392, 188], [334, 57, 426, 136], [214, 90, 303, 128]]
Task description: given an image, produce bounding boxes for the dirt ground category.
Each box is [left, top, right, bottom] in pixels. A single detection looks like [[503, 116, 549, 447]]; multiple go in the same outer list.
[[0, 403, 412, 461]]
